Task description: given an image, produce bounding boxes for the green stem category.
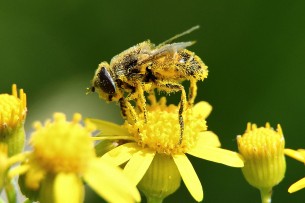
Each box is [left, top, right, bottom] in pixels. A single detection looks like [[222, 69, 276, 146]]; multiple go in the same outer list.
[[146, 196, 164, 203], [23, 199, 33, 203], [5, 181, 17, 203], [260, 188, 272, 203]]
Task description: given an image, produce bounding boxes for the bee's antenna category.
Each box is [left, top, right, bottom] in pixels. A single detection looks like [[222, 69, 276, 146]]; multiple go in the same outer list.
[[157, 25, 200, 47], [86, 87, 94, 95]]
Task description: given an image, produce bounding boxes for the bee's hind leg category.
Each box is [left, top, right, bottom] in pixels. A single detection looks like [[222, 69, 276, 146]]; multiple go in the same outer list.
[[178, 91, 186, 144], [155, 82, 187, 144], [188, 79, 198, 107]]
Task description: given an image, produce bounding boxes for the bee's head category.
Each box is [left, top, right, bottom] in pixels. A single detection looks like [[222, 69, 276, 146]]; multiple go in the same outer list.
[[89, 62, 118, 101]]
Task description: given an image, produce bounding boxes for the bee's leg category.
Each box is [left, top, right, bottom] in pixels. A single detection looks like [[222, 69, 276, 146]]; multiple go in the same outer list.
[[143, 66, 157, 106], [136, 84, 148, 122], [178, 88, 186, 144], [143, 83, 157, 106], [155, 82, 186, 144], [126, 84, 148, 123], [188, 79, 198, 107], [119, 98, 138, 124], [147, 89, 157, 106]]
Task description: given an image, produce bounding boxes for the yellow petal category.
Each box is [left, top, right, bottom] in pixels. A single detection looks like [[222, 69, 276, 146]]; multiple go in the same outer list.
[[84, 159, 141, 203], [8, 164, 30, 180], [86, 118, 130, 136], [285, 148, 305, 163], [193, 101, 212, 119], [124, 148, 155, 185], [25, 164, 45, 190], [188, 146, 244, 167], [297, 149, 305, 157], [92, 134, 134, 141], [54, 173, 83, 203], [173, 154, 203, 202], [288, 177, 305, 193], [101, 142, 140, 166], [197, 131, 221, 147]]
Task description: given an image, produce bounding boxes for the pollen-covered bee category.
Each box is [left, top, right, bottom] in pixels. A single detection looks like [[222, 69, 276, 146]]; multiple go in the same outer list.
[[89, 26, 208, 143]]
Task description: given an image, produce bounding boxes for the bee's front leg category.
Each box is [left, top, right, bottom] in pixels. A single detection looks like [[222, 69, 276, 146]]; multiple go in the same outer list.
[[126, 84, 147, 123], [119, 98, 138, 124]]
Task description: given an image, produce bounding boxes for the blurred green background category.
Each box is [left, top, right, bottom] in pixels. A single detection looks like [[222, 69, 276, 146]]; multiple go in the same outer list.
[[1, 1, 305, 202]]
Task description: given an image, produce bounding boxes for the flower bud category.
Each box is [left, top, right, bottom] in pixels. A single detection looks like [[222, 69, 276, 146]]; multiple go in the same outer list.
[[0, 84, 27, 157], [237, 123, 286, 203]]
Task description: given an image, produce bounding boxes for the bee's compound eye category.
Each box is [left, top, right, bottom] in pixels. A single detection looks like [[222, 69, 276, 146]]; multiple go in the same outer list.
[[97, 67, 116, 94], [91, 86, 95, 92]]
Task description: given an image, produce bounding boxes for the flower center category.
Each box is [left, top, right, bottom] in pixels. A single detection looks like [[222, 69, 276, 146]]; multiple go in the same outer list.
[[124, 98, 207, 155], [30, 113, 95, 174]]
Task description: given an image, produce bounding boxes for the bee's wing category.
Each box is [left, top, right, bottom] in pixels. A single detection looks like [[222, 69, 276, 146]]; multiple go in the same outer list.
[[151, 41, 195, 55], [138, 41, 195, 65]]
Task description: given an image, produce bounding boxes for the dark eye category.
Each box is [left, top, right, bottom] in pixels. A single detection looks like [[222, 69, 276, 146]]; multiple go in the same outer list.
[[91, 86, 95, 92], [97, 67, 116, 94]]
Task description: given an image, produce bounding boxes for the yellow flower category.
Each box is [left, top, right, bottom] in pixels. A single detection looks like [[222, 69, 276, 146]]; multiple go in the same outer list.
[[0, 84, 27, 156], [14, 113, 140, 203], [0, 142, 27, 201], [285, 148, 305, 193], [90, 97, 244, 202], [237, 123, 286, 203]]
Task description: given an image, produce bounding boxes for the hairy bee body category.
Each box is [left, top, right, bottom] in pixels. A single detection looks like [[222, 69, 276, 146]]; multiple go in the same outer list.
[[94, 41, 207, 101], [89, 26, 208, 143]]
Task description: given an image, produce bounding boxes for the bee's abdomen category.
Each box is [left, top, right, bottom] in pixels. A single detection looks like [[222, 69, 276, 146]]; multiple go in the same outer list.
[[176, 50, 208, 80], [148, 49, 208, 82]]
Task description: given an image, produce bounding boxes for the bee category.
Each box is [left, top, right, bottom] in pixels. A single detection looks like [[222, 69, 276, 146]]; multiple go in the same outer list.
[[88, 26, 208, 143]]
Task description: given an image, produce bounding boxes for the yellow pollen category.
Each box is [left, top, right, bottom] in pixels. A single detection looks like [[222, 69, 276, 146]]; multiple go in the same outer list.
[[0, 84, 27, 132], [124, 98, 207, 155], [29, 113, 96, 174]]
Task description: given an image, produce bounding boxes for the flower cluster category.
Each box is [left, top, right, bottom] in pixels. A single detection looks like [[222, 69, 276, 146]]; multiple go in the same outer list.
[[0, 40, 304, 203], [0, 85, 140, 203], [0, 78, 301, 203]]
